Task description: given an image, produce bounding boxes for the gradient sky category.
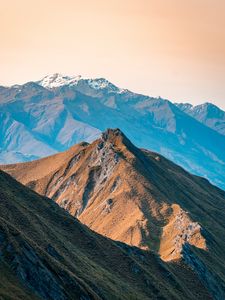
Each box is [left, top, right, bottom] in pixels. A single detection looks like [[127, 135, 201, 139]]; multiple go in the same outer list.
[[1, 0, 225, 109]]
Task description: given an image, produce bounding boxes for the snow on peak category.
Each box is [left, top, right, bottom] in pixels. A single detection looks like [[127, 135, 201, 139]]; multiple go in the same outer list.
[[86, 78, 116, 91], [38, 73, 82, 88], [87, 78, 128, 94], [38, 73, 127, 93]]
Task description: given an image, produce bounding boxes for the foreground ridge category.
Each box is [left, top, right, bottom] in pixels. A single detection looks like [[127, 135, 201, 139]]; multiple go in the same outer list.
[[0, 170, 214, 300], [2, 128, 225, 299]]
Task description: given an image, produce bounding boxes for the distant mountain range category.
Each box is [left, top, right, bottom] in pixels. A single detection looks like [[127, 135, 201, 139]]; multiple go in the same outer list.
[[0, 73, 224, 189], [2, 128, 225, 299], [176, 102, 225, 136]]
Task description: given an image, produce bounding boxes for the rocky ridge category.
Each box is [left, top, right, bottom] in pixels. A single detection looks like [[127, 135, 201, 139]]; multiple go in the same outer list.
[[2, 129, 225, 299], [0, 169, 214, 300]]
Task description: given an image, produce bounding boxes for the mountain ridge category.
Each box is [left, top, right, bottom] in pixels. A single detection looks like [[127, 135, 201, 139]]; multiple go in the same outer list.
[[0, 75, 225, 190], [176, 102, 225, 136], [0, 167, 216, 300], [2, 128, 225, 299]]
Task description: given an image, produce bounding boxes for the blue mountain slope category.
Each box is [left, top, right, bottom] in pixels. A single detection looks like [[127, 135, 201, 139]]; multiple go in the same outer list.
[[0, 74, 224, 190], [176, 102, 225, 136]]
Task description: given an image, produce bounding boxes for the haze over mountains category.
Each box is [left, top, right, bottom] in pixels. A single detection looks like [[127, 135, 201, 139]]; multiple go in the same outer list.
[[2, 128, 225, 300], [0, 73, 225, 190]]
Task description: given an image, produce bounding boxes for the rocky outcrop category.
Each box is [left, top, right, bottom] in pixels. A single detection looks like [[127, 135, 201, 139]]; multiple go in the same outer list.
[[159, 204, 207, 261]]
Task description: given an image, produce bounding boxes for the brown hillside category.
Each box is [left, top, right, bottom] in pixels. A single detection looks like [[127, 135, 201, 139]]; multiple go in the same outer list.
[[0, 170, 214, 300], [2, 128, 225, 299]]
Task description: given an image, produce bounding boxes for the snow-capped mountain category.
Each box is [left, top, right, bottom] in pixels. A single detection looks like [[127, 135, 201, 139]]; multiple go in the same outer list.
[[38, 73, 82, 88], [0, 75, 225, 190], [38, 73, 126, 93], [176, 102, 225, 136]]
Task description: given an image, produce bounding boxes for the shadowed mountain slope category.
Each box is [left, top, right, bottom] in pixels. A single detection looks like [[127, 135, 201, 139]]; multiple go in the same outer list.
[[0, 169, 214, 300], [176, 102, 225, 136], [2, 128, 225, 299]]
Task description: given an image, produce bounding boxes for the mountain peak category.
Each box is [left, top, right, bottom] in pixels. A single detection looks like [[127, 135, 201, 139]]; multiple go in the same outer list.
[[3, 128, 224, 265], [38, 73, 82, 88], [87, 78, 124, 92], [100, 128, 137, 153], [37, 73, 127, 93], [101, 128, 123, 141], [195, 102, 222, 113], [178, 101, 225, 126]]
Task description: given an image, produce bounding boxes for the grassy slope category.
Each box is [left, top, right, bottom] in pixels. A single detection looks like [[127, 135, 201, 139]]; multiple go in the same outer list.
[[0, 170, 213, 300], [1, 129, 225, 299]]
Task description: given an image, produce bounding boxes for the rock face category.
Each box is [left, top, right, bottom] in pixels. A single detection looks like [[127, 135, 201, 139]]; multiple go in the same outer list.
[[159, 204, 207, 261], [2, 129, 225, 299], [0, 169, 214, 300], [0, 76, 225, 190]]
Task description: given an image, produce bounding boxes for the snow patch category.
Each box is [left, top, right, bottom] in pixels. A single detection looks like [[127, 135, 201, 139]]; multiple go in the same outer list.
[[38, 73, 82, 88], [38, 73, 126, 94]]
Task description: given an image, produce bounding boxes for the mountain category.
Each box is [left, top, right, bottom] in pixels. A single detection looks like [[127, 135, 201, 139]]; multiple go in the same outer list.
[[38, 73, 126, 92], [176, 102, 225, 136], [2, 128, 225, 299], [0, 168, 215, 300], [0, 74, 225, 190]]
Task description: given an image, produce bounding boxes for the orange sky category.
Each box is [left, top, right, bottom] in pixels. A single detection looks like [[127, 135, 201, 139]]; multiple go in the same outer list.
[[1, 0, 225, 108]]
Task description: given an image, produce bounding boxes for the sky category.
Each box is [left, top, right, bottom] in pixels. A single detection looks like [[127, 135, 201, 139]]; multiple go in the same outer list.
[[1, 0, 225, 109]]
